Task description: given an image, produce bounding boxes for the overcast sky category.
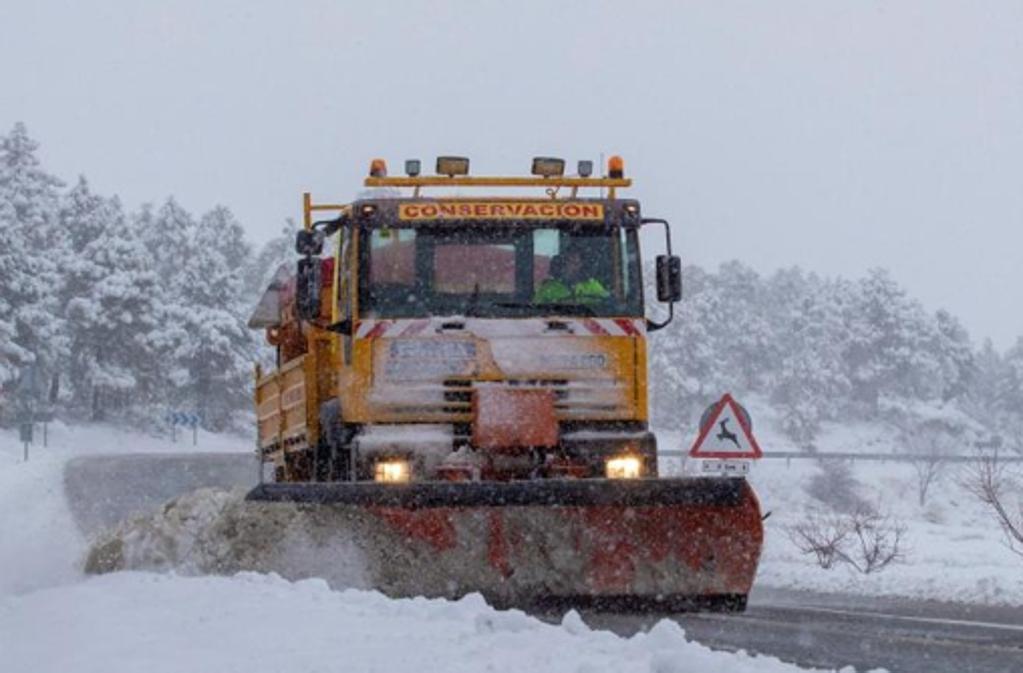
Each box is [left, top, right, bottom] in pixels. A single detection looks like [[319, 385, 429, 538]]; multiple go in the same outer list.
[[2, 1, 1021, 347]]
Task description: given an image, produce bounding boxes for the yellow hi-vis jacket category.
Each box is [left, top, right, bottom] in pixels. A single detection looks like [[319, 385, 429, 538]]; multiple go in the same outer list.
[[534, 277, 610, 304]]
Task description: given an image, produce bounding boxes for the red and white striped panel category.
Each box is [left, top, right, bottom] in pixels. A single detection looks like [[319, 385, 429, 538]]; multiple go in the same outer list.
[[354, 318, 646, 339], [576, 318, 646, 337]]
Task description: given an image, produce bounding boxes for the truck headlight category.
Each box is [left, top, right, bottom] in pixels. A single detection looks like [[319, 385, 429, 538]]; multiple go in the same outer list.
[[605, 455, 641, 479], [374, 459, 411, 483]]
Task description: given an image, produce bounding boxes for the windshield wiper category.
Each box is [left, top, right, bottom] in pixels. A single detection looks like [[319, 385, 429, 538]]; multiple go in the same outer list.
[[465, 283, 482, 317], [494, 301, 596, 317]]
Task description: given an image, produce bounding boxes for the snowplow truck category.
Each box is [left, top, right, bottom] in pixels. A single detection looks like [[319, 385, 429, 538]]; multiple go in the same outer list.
[[247, 156, 763, 610]]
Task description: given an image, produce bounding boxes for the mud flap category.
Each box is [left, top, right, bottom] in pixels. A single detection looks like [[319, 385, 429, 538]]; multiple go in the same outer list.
[[245, 478, 763, 610]]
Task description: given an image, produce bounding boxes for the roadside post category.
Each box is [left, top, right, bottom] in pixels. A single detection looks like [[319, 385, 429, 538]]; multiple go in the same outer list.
[[19, 421, 33, 461]]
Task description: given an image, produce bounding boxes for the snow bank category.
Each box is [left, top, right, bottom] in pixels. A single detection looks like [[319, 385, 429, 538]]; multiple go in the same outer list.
[[84, 488, 370, 592], [0, 572, 832, 673], [0, 444, 82, 595]]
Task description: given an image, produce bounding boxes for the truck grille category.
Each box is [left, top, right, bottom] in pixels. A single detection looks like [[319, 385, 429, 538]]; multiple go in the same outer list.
[[369, 378, 628, 420]]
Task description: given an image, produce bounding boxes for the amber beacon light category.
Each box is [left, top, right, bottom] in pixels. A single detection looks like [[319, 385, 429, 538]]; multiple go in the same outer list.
[[369, 158, 388, 178], [607, 155, 625, 179]]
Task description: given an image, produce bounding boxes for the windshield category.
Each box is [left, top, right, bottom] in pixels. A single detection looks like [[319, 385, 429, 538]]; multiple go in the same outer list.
[[359, 224, 642, 318]]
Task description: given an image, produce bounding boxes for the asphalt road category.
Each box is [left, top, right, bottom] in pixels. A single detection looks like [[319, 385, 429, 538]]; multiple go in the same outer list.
[[63, 452, 1023, 672], [579, 587, 1023, 673], [63, 452, 258, 534]]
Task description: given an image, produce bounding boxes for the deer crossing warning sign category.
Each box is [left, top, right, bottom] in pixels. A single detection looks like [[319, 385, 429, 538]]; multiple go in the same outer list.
[[689, 393, 763, 460]]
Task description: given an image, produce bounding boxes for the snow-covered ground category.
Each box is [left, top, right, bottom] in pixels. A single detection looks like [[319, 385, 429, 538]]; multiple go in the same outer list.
[[658, 398, 1023, 606], [0, 412, 1019, 672], [0, 572, 833, 673], [0, 423, 840, 673]]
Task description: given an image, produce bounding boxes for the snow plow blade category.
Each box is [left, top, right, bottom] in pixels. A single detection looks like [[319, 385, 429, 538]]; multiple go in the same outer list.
[[245, 477, 763, 611]]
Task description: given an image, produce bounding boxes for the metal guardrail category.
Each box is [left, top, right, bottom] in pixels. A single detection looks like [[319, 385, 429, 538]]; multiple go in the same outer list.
[[658, 450, 1023, 463]]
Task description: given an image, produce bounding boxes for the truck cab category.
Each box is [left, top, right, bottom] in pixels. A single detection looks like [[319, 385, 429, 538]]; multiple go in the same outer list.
[[252, 156, 682, 484]]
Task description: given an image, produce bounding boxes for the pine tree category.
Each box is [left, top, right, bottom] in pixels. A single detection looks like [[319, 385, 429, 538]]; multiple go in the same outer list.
[[0, 123, 65, 386], [244, 220, 299, 303], [930, 309, 975, 403], [771, 276, 853, 445], [166, 205, 257, 429], [0, 196, 33, 384], [64, 197, 162, 419], [199, 205, 252, 271], [136, 197, 196, 282], [61, 176, 108, 255], [843, 269, 939, 412]]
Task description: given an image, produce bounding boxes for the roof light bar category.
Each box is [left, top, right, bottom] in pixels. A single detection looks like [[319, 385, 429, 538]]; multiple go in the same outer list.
[[531, 157, 565, 177], [436, 156, 469, 177]]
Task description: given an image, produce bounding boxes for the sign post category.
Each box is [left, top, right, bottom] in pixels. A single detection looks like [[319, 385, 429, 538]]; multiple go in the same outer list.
[[19, 422, 33, 461], [166, 411, 200, 445]]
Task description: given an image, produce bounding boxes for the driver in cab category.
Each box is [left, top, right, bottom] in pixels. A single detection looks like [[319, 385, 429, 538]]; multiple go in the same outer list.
[[534, 248, 609, 304]]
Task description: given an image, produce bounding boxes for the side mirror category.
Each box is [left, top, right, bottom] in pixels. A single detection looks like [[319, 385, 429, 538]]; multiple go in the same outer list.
[[296, 257, 322, 320], [296, 230, 323, 256], [656, 255, 682, 303]]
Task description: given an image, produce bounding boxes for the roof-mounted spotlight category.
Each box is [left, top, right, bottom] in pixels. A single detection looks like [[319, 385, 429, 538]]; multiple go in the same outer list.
[[404, 159, 421, 177], [607, 155, 624, 179], [577, 160, 593, 178], [531, 156, 566, 177], [369, 158, 388, 178], [436, 156, 469, 177]]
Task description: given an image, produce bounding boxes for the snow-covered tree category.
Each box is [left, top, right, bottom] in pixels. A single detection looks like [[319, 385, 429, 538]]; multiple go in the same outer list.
[[0, 123, 65, 385], [771, 277, 853, 445], [930, 309, 974, 403], [244, 220, 299, 302], [714, 261, 776, 390], [200, 205, 252, 271], [64, 197, 162, 419], [164, 206, 257, 429], [842, 269, 939, 412], [136, 197, 196, 283]]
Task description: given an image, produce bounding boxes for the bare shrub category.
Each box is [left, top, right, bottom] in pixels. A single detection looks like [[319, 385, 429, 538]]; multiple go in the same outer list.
[[843, 508, 907, 573], [786, 506, 906, 574], [903, 422, 955, 506], [1006, 419, 1023, 457], [786, 510, 848, 569], [806, 459, 868, 513], [961, 453, 1023, 558]]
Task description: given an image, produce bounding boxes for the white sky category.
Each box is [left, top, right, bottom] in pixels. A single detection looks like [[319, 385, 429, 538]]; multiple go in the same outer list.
[[2, 1, 1021, 347]]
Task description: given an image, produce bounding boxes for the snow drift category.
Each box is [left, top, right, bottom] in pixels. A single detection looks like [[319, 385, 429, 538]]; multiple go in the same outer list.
[[85, 487, 371, 590], [0, 572, 835, 673]]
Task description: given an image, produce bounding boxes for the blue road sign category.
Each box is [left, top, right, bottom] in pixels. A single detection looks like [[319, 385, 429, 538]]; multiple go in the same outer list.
[[165, 411, 200, 428]]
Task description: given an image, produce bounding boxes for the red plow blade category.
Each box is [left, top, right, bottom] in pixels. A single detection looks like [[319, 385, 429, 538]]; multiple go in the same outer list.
[[246, 478, 763, 610]]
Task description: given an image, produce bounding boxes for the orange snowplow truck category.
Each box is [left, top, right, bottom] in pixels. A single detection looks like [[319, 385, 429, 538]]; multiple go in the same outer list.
[[247, 156, 763, 610]]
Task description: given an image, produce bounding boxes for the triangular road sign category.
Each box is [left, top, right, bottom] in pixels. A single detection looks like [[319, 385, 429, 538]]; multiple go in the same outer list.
[[689, 393, 763, 459]]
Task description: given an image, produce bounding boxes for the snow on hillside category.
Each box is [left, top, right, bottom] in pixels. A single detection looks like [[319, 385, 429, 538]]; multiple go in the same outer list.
[[658, 396, 1023, 606], [0, 572, 833, 673]]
